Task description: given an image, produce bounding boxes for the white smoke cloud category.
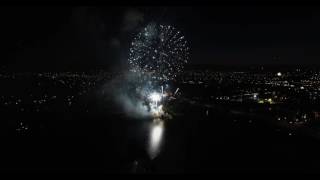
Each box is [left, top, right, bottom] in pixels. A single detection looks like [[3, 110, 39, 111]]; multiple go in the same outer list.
[[116, 93, 150, 118], [101, 71, 153, 119]]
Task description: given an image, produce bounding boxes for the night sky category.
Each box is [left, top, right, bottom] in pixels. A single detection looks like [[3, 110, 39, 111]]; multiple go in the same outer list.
[[1, 4, 320, 71]]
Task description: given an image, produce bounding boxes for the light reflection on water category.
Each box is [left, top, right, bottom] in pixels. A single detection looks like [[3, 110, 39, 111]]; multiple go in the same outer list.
[[148, 119, 164, 159]]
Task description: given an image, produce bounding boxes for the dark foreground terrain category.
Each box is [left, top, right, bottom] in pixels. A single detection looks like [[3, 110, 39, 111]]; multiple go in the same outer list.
[[0, 70, 320, 173]]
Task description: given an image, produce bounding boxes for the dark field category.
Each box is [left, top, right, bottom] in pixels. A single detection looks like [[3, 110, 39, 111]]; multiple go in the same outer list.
[[0, 70, 320, 173]]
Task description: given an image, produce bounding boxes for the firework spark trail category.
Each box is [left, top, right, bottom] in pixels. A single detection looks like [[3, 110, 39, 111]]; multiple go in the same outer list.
[[161, 86, 163, 96], [174, 88, 180, 96]]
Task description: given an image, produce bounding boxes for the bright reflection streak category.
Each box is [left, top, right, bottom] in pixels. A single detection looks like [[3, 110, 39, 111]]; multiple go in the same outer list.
[[148, 119, 164, 159]]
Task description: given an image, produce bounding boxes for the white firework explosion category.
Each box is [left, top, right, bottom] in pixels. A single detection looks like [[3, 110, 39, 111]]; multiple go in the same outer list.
[[127, 23, 189, 159], [129, 23, 190, 82]]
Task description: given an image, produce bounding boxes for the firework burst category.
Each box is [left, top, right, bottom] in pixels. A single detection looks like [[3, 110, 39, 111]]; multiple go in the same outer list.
[[129, 23, 190, 83], [126, 23, 189, 159]]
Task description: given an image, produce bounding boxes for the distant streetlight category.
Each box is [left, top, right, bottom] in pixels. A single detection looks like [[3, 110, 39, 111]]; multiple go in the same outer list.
[[277, 72, 282, 77]]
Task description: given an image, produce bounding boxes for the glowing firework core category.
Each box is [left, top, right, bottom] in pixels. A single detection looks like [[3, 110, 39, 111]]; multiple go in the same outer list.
[[148, 92, 164, 117], [149, 92, 161, 104]]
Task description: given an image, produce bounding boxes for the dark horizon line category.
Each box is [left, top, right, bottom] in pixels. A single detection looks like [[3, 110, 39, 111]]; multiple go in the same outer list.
[[2, 64, 320, 73]]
